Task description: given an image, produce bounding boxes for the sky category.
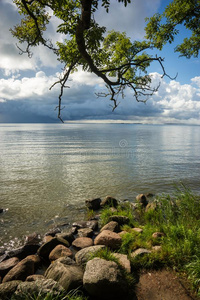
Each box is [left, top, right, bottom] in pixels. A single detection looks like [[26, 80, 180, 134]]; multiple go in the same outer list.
[[0, 0, 200, 124]]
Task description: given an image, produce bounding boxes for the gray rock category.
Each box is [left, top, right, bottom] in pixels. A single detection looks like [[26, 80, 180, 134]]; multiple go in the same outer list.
[[14, 278, 64, 297], [100, 221, 120, 233], [45, 257, 83, 291], [83, 258, 128, 299], [85, 198, 102, 210], [0, 280, 21, 299], [75, 245, 106, 266], [94, 230, 122, 250]]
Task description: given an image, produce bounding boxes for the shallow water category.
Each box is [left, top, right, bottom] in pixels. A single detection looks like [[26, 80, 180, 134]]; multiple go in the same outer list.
[[0, 123, 200, 249]]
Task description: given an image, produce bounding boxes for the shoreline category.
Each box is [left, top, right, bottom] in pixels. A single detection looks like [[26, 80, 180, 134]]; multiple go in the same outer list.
[[0, 191, 199, 299]]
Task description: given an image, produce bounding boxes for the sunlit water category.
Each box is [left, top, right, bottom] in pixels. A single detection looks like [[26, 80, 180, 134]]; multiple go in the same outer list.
[[0, 123, 200, 250]]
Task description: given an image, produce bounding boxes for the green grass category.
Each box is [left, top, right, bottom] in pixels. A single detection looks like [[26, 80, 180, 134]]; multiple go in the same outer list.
[[98, 185, 200, 296], [100, 201, 135, 227], [10, 289, 88, 300]]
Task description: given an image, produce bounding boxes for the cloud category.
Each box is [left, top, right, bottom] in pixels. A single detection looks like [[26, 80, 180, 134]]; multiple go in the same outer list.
[[95, 0, 161, 39], [0, 0, 60, 75], [1, 68, 200, 123]]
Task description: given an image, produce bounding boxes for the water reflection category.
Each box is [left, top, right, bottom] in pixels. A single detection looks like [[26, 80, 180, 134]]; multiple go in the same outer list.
[[0, 123, 200, 247]]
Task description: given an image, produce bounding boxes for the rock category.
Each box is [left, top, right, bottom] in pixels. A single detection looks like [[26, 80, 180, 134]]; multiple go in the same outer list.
[[14, 278, 64, 297], [131, 248, 151, 259], [94, 230, 122, 250], [24, 232, 41, 245], [85, 198, 102, 210], [113, 253, 131, 273], [0, 280, 22, 299], [101, 196, 118, 208], [72, 237, 93, 250], [2, 257, 34, 283], [132, 228, 143, 233], [0, 257, 20, 278], [25, 255, 41, 271], [56, 231, 75, 244], [145, 201, 158, 212], [100, 221, 120, 233], [136, 194, 148, 207], [83, 258, 128, 299], [43, 235, 54, 243], [75, 245, 106, 266], [26, 274, 45, 281], [45, 228, 61, 237], [152, 232, 165, 239], [49, 245, 73, 261], [37, 237, 70, 260], [152, 245, 162, 252], [108, 215, 130, 225], [77, 228, 94, 238], [118, 231, 127, 237], [72, 220, 98, 231], [2, 244, 40, 262], [45, 257, 83, 292]]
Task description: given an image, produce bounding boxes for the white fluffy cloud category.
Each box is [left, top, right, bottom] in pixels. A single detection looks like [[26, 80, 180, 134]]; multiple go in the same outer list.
[[0, 69, 200, 123]]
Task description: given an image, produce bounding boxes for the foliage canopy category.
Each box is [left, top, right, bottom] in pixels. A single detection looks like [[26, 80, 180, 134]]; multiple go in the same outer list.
[[145, 0, 200, 58], [11, 0, 199, 121]]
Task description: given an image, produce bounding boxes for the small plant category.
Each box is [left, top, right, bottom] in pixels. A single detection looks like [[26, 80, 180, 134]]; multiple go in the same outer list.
[[186, 257, 200, 296], [88, 247, 119, 264], [100, 202, 135, 227]]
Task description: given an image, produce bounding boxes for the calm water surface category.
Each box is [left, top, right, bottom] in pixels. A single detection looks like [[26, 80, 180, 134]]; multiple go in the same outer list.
[[0, 123, 200, 249]]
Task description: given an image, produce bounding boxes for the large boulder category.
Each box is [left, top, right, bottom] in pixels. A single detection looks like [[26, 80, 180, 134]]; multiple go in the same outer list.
[[83, 258, 128, 299], [72, 237, 93, 250], [2, 258, 34, 283], [85, 198, 102, 210], [75, 245, 106, 266], [0, 257, 19, 278], [0, 280, 21, 299], [94, 230, 122, 250], [14, 278, 64, 297], [44, 257, 83, 291], [49, 245, 73, 262]]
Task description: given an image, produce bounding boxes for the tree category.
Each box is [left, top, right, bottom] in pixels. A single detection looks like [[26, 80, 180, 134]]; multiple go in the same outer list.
[[11, 0, 169, 122], [145, 0, 200, 59]]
